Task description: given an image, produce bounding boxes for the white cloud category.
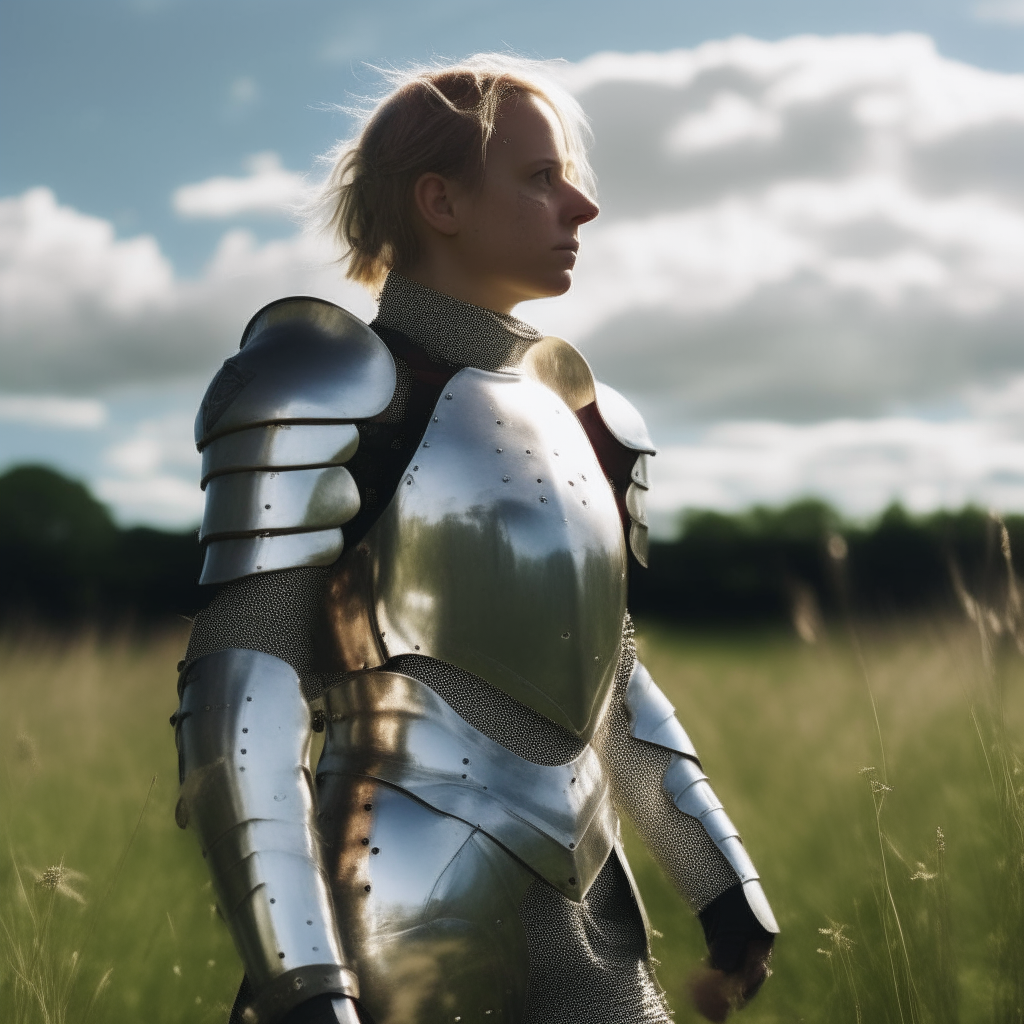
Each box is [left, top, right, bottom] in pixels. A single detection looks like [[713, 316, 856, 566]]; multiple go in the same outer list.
[[173, 152, 309, 219], [97, 411, 202, 526], [647, 375, 1024, 532], [0, 186, 375, 392], [0, 394, 107, 428]]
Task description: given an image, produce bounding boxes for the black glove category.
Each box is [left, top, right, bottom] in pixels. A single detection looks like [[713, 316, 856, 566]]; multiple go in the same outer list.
[[686, 883, 775, 1021]]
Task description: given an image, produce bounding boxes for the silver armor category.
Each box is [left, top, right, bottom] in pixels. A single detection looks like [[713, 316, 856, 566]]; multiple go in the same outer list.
[[183, 294, 777, 1023], [174, 648, 358, 1022], [194, 297, 396, 586]]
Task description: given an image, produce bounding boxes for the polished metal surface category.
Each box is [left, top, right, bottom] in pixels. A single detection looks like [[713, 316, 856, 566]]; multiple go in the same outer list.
[[630, 522, 650, 569], [316, 774, 535, 1024], [625, 482, 650, 567], [520, 335, 597, 412], [662, 752, 779, 934], [630, 453, 650, 489], [200, 466, 360, 542], [175, 649, 356, 1020], [195, 297, 396, 447], [624, 661, 700, 763], [201, 423, 360, 488], [594, 381, 657, 456], [363, 367, 628, 738], [199, 529, 344, 586], [318, 670, 619, 900]]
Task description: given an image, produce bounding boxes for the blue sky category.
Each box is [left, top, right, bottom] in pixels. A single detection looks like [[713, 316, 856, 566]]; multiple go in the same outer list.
[[2, 1, 1023, 530]]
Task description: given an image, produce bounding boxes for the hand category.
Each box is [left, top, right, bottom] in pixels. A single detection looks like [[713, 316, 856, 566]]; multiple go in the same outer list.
[[686, 938, 773, 1022], [280, 994, 374, 1024]]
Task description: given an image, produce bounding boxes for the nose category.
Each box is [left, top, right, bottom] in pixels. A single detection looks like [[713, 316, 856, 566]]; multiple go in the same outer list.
[[567, 183, 600, 226]]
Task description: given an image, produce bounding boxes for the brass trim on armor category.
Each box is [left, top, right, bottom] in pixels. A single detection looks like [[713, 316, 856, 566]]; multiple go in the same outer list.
[[200, 466, 360, 542], [520, 335, 597, 411], [317, 670, 619, 901], [199, 529, 344, 586], [201, 423, 360, 488]]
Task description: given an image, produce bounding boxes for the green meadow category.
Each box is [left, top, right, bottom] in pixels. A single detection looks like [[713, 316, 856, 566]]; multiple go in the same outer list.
[[1, 610, 1022, 1022]]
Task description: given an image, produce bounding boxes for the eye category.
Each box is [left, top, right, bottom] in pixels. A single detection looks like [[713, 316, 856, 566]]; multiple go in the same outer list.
[[535, 167, 554, 186]]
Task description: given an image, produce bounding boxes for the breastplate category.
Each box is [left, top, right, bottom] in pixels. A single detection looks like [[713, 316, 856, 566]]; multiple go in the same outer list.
[[361, 367, 627, 739]]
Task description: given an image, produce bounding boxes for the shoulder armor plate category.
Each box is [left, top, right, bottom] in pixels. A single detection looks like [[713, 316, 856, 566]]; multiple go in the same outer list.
[[522, 337, 655, 567], [195, 297, 396, 586]]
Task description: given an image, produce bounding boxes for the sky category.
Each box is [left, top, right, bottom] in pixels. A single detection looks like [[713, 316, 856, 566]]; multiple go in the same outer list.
[[1, 0, 1023, 534]]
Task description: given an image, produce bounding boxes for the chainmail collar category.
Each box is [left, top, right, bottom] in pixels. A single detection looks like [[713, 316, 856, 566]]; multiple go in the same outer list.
[[374, 272, 543, 372]]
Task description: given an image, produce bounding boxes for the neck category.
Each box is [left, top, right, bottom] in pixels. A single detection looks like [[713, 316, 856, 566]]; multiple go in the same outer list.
[[374, 272, 542, 373]]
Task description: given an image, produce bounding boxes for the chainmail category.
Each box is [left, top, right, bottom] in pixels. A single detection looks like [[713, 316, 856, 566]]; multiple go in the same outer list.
[[375, 271, 542, 372], [519, 851, 671, 1024], [387, 654, 586, 766], [184, 566, 339, 701], [595, 616, 740, 914]]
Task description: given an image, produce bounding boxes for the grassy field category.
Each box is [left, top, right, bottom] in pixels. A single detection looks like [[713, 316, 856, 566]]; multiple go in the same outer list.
[[0, 610, 1021, 1022]]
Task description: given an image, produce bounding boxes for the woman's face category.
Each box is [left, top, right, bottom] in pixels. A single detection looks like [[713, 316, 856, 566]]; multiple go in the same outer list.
[[414, 92, 600, 313]]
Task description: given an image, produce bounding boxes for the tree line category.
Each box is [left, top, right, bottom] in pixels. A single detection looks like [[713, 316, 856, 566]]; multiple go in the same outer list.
[[0, 465, 1015, 629]]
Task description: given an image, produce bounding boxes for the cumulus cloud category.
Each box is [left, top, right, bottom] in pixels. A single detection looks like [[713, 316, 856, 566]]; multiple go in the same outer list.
[[96, 411, 204, 526], [0, 187, 375, 392], [0, 395, 107, 428], [973, 2, 1024, 24], [173, 152, 309, 218], [525, 34, 1024, 421]]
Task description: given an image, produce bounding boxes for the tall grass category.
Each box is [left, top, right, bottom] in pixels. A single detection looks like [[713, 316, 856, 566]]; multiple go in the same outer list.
[[0, 602, 1022, 1021]]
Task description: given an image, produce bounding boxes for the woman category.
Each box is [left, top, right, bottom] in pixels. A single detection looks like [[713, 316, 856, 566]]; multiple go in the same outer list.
[[174, 55, 777, 1024]]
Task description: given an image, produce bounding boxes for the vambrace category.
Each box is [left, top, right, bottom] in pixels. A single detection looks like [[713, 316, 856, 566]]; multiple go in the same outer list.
[[174, 648, 357, 1023], [622, 660, 779, 937]]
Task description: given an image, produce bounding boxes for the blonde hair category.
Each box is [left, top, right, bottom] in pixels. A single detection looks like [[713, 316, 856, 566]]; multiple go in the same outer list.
[[317, 54, 596, 292]]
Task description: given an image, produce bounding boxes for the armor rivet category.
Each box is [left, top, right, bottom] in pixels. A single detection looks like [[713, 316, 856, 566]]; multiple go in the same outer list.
[[371, 847, 379, 854], [364, 884, 372, 892], [540, 496, 548, 503], [496, 919, 502, 925], [536, 478, 542, 483], [313, 946, 318, 952], [240, 748, 247, 754], [571, 777, 577, 784], [582, 499, 588, 506], [496, 419, 502, 425], [204, 705, 211, 712], [554, 450, 559, 456], [445, 393, 453, 400], [423, 442, 430, 447], [239, 766, 245, 772], [278, 952, 285, 959], [461, 774, 467, 779], [406, 478, 412, 485], [496, 447, 503, 453], [502, 475, 510, 482], [561, 631, 570, 639], [270, 898, 276, 903], [247, 697, 252, 702], [569, 842, 575, 849], [413, 465, 419, 471], [361, 838, 369, 845], [434, 416, 439, 422], [594, 655, 600, 661], [414, 644, 420, 650], [569, 877, 576, 885], [264, 504, 271, 510], [294, 979, 303, 990], [364, 803, 372, 811], [256, 565, 262, 570], [568, 480, 575, 486], [525, 448, 532, 454], [242, 728, 248, 733], [307, 920, 313, 925], [581, 474, 587, 481], [462, 758, 470, 764]]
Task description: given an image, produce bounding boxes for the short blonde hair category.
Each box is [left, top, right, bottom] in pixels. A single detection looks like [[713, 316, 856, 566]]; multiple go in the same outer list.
[[318, 54, 596, 292]]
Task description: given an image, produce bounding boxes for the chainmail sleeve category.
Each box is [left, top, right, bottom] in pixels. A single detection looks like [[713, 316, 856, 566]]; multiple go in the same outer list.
[[184, 566, 340, 702], [595, 617, 740, 914]]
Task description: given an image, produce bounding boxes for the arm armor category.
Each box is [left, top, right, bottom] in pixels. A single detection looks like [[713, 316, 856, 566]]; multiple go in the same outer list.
[[620, 659, 779, 935], [174, 648, 358, 1022], [196, 297, 396, 586]]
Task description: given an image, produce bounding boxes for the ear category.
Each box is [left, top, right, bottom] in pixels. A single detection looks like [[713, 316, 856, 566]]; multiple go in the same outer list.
[[412, 172, 461, 237]]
